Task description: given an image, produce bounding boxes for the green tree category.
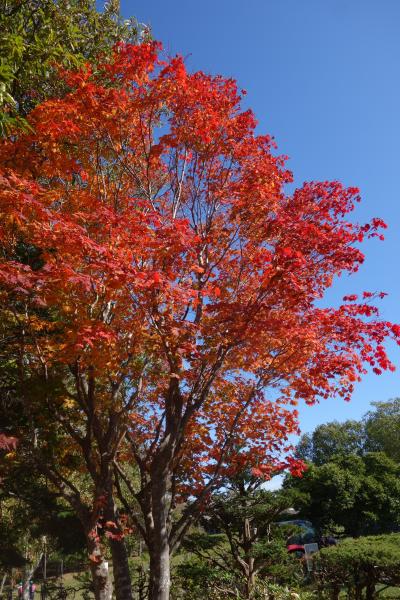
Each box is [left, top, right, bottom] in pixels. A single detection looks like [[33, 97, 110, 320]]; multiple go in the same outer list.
[[180, 475, 304, 599], [0, 0, 145, 134], [295, 420, 365, 466], [364, 399, 400, 462], [285, 453, 400, 537], [296, 400, 400, 467]]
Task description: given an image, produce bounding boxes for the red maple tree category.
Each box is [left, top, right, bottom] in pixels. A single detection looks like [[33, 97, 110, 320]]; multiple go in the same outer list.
[[1, 42, 398, 600]]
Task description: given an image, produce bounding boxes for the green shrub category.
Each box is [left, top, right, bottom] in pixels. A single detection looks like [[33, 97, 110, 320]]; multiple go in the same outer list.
[[314, 534, 400, 599]]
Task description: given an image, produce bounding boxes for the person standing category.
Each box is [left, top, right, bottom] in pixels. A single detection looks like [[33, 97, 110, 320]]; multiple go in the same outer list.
[[28, 581, 36, 600]]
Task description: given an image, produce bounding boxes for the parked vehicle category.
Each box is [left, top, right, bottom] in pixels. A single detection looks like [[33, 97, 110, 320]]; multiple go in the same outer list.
[[277, 520, 337, 555]]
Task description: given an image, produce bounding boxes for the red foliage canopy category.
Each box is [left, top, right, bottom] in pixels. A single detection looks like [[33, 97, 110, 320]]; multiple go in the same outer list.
[[0, 42, 398, 493]]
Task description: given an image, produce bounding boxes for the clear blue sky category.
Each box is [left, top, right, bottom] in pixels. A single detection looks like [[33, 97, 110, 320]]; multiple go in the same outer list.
[[118, 0, 400, 436]]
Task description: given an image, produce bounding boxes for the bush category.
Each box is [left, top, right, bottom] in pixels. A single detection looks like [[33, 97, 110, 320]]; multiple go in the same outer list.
[[314, 534, 400, 599]]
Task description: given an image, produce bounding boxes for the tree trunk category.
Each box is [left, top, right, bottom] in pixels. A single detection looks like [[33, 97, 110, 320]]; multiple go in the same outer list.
[[330, 585, 340, 600], [243, 517, 255, 599], [245, 569, 255, 599], [365, 579, 376, 600], [22, 553, 44, 600], [87, 540, 113, 600], [109, 535, 133, 600], [105, 493, 134, 600], [149, 548, 170, 600], [148, 471, 171, 600], [0, 574, 7, 599], [354, 583, 363, 600]]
